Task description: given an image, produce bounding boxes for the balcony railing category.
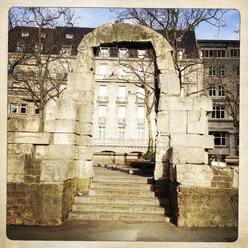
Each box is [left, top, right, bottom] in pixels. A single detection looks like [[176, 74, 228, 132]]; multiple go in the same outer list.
[[118, 118, 126, 125], [98, 117, 106, 124], [117, 96, 127, 104], [97, 96, 108, 103]]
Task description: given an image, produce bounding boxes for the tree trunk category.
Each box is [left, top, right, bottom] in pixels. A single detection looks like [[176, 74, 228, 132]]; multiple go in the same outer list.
[[146, 111, 154, 154]]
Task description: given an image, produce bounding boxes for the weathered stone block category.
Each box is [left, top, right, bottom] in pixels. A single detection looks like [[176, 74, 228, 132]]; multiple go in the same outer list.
[[187, 111, 208, 134], [158, 96, 193, 111], [44, 120, 76, 133], [156, 111, 169, 134], [175, 164, 213, 187], [93, 22, 117, 44], [169, 111, 187, 133], [171, 147, 208, 164], [8, 118, 40, 132], [159, 73, 180, 96], [170, 133, 214, 149], [75, 135, 92, 146], [75, 121, 93, 135], [56, 98, 77, 120], [53, 133, 75, 145], [67, 72, 94, 91], [75, 160, 94, 178], [35, 145, 75, 160], [77, 102, 94, 122], [8, 132, 51, 145], [193, 96, 213, 112], [75, 146, 93, 161], [40, 160, 76, 182]]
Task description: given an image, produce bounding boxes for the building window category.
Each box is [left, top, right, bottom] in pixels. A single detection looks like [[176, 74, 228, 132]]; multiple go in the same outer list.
[[34, 43, 43, 52], [230, 49, 240, 57], [210, 132, 226, 146], [12, 82, 20, 90], [99, 127, 105, 139], [100, 47, 109, 58], [118, 106, 126, 125], [99, 64, 108, 75], [98, 106, 106, 124], [20, 104, 27, 114], [138, 65, 146, 77], [212, 106, 225, 119], [41, 33, 46, 38], [177, 50, 184, 60], [13, 65, 22, 75], [61, 62, 69, 75], [34, 105, 39, 115], [138, 50, 146, 59], [218, 66, 225, 76], [16, 43, 25, 53], [119, 66, 126, 77], [118, 86, 127, 103], [209, 86, 216, 97], [138, 128, 145, 140], [34, 84, 40, 92], [218, 86, 225, 96], [119, 48, 128, 59], [62, 46, 71, 56], [59, 84, 67, 92], [203, 49, 225, 58], [66, 34, 73, 39], [98, 85, 108, 102], [10, 103, 18, 114], [118, 127, 125, 139], [21, 32, 29, 37], [137, 87, 145, 103], [209, 66, 216, 76], [137, 106, 145, 125]]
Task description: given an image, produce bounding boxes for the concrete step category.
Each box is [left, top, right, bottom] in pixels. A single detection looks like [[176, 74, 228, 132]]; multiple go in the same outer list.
[[93, 176, 153, 184], [69, 211, 171, 223], [91, 182, 154, 190], [89, 188, 155, 197], [75, 196, 170, 207], [73, 203, 171, 215]]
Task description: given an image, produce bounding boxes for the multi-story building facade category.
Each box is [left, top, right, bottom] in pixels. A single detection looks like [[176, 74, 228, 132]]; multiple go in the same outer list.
[[198, 40, 239, 156], [8, 26, 239, 161]]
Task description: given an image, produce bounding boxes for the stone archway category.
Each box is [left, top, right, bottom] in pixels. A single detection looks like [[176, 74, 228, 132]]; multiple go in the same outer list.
[[50, 22, 181, 181]]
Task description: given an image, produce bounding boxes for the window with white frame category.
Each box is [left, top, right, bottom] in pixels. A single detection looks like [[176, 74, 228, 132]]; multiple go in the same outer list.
[[99, 127, 105, 139], [34, 43, 43, 52], [230, 49, 240, 57], [203, 49, 225, 58], [177, 50, 184, 60], [66, 34, 73, 39], [100, 47, 109, 58], [34, 105, 39, 115], [12, 82, 20, 90], [119, 66, 126, 76], [34, 84, 40, 92], [10, 103, 18, 114], [218, 86, 225, 96], [98, 106, 106, 124], [137, 87, 145, 103], [99, 64, 108, 75], [218, 66, 225, 76], [118, 106, 126, 125], [21, 31, 29, 37], [62, 62, 69, 75], [16, 43, 25, 53], [209, 66, 216, 76], [138, 50, 146, 59], [138, 128, 145, 140], [59, 84, 67, 92], [98, 85, 108, 102], [137, 106, 145, 125], [118, 86, 126, 102], [62, 46, 71, 56], [20, 104, 27, 114], [212, 105, 225, 119], [119, 48, 128, 59], [210, 132, 226, 146], [209, 86, 216, 97], [41, 33, 46, 38], [118, 127, 125, 139], [138, 65, 146, 77]]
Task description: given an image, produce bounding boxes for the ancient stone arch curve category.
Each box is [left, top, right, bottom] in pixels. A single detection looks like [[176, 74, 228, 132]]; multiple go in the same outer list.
[[43, 22, 212, 183]]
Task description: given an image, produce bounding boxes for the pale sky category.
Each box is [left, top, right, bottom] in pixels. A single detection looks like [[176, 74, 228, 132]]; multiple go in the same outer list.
[[73, 8, 240, 40]]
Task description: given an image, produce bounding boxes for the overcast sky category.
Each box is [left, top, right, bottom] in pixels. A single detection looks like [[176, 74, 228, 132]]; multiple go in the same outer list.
[[73, 8, 240, 40]]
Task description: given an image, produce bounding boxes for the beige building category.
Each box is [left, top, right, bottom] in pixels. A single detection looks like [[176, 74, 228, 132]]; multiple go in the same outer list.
[[8, 26, 239, 160]]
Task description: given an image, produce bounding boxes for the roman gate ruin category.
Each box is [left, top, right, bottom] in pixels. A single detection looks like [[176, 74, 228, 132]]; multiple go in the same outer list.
[[7, 23, 238, 227]]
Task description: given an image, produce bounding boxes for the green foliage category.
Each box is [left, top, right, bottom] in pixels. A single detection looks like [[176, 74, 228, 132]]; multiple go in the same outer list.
[[142, 150, 155, 162]]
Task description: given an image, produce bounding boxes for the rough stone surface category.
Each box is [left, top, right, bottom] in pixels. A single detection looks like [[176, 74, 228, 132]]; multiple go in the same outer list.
[[8, 132, 51, 144], [169, 111, 187, 133], [187, 111, 208, 134]]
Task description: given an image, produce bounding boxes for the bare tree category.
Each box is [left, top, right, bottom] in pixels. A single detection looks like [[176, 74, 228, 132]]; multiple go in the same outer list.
[[108, 46, 158, 159], [8, 7, 76, 131], [111, 8, 228, 87]]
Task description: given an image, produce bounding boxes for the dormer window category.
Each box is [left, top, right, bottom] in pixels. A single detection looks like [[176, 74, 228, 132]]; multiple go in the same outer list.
[[16, 43, 25, 53], [21, 32, 29, 37], [35, 43, 43, 52], [66, 34, 73, 39], [41, 33, 46, 38], [119, 48, 128, 59], [100, 47, 109, 58], [61, 46, 72, 56]]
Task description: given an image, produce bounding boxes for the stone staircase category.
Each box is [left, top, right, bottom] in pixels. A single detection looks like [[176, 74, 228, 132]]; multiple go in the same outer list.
[[69, 175, 171, 222]]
